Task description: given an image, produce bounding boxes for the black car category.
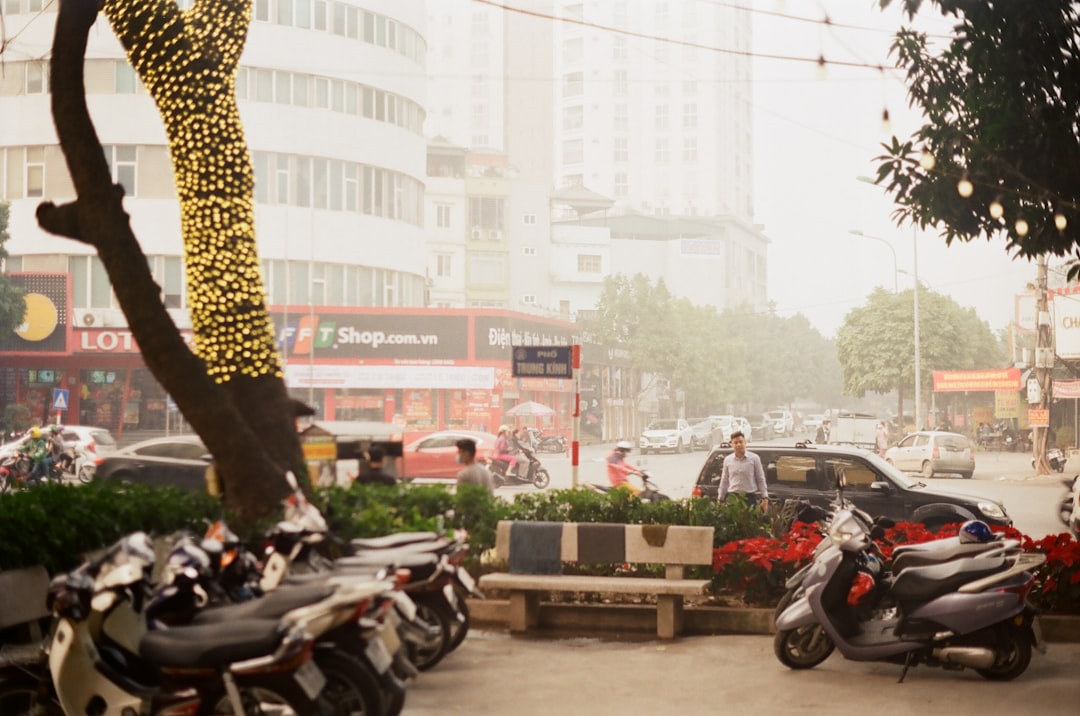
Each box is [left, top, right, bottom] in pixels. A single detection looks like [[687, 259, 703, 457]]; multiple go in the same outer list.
[[692, 442, 1011, 529], [94, 435, 211, 492]]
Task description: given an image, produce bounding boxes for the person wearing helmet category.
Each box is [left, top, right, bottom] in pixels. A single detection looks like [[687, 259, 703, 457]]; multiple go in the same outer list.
[[606, 440, 642, 494], [958, 519, 995, 544], [25, 426, 52, 485], [493, 425, 518, 478]]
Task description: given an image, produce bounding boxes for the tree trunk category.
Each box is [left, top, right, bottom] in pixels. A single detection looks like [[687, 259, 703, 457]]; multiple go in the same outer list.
[[38, 0, 303, 526]]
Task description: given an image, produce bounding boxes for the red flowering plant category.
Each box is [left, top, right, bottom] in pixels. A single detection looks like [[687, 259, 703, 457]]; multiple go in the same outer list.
[[1020, 533, 1080, 614], [711, 521, 823, 606]]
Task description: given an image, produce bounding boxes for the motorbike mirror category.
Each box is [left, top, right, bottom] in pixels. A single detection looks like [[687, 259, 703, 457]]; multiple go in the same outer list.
[[284, 470, 300, 491], [869, 525, 887, 541], [874, 516, 896, 529]]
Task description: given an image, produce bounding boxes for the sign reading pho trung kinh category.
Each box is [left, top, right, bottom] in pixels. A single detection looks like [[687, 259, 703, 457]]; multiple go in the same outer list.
[[933, 368, 1022, 392]]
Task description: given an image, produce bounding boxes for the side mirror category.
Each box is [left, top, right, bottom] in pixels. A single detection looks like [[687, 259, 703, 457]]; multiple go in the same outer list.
[[870, 481, 891, 492], [284, 470, 299, 491]]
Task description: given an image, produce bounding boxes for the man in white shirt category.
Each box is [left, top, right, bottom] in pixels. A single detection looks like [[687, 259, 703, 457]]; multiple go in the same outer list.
[[717, 431, 768, 509]]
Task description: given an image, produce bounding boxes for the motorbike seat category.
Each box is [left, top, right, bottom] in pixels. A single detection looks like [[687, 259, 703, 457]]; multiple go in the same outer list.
[[890, 537, 1004, 573], [349, 532, 440, 550], [191, 584, 334, 625], [334, 550, 441, 580], [140, 618, 285, 668], [890, 556, 1008, 605], [350, 537, 454, 557]]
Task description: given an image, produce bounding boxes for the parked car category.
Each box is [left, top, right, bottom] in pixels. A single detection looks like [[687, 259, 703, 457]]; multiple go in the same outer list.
[[401, 429, 498, 480], [0, 425, 117, 461], [707, 415, 735, 443], [884, 430, 975, 479], [752, 414, 775, 441], [765, 409, 794, 437], [688, 418, 723, 451], [639, 418, 693, 454], [93, 435, 210, 491], [692, 442, 1009, 529], [803, 413, 825, 435], [731, 416, 753, 442]]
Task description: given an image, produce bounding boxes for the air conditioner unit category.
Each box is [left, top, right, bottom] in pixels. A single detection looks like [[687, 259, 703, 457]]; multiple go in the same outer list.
[[488, 229, 502, 240], [470, 228, 482, 239], [76, 309, 108, 328]]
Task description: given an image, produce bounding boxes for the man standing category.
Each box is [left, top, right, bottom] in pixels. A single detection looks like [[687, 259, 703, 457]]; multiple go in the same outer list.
[[455, 438, 495, 494], [815, 418, 831, 444], [717, 431, 768, 508], [355, 446, 397, 485], [875, 422, 890, 458]]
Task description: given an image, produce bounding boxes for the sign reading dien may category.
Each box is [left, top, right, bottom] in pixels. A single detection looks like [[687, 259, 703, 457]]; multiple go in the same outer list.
[[512, 346, 573, 379]]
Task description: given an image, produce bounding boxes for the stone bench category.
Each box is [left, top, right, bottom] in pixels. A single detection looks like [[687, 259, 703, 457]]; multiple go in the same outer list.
[[0, 565, 50, 666], [478, 521, 715, 639]]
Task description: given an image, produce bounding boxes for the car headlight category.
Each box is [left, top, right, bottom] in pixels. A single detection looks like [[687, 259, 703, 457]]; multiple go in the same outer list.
[[977, 501, 1006, 520]]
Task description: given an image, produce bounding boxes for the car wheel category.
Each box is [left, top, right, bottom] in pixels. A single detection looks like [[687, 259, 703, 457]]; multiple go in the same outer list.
[[921, 461, 934, 479], [676, 439, 683, 453], [960, 471, 973, 479]]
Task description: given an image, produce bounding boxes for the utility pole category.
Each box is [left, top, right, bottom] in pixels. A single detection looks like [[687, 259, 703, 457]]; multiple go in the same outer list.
[[1033, 255, 1052, 474]]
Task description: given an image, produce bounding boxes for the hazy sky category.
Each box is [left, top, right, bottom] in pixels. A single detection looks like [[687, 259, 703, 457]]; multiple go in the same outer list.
[[750, 0, 1037, 338]]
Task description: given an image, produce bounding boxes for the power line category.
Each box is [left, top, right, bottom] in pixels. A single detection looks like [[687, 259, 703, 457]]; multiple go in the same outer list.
[[472, 0, 889, 71]]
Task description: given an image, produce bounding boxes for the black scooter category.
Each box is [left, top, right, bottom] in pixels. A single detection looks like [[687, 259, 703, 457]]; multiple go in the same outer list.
[[488, 445, 551, 489]]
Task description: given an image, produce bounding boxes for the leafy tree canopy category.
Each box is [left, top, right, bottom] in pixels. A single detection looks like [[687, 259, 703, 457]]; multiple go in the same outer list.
[[0, 202, 27, 338], [875, 0, 1080, 269]]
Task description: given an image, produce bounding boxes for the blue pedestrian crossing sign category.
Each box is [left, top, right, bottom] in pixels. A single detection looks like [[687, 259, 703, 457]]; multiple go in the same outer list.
[[52, 388, 69, 411]]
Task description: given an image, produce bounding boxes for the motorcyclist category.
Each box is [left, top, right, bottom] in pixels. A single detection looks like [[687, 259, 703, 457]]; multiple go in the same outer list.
[[493, 425, 518, 478], [47, 425, 68, 475], [606, 440, 642, 495], [25, 426, 52, 485]]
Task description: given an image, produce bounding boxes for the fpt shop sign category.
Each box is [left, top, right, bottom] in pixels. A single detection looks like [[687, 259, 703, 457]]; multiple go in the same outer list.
[[273, 313, 468, 361], [474, 316, 575, 361]]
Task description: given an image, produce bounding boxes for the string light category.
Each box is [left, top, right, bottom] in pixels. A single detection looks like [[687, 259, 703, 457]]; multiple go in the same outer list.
[[880, 107, 891, 134], [956, 175, 974, 198], [102, 0, 282, 385], [1015, 218, 1029, 236], [1055, 213, 1068, 231], [918, 151, 936, 171], [989, 198, 1004, 220]]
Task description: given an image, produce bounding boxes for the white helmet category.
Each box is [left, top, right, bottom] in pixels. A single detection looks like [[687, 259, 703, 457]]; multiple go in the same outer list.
[[615, 440, 633, 451]]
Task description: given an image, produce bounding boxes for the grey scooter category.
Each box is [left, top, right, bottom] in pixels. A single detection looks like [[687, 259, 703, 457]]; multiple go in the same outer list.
[[774, 506, 1046, 681]]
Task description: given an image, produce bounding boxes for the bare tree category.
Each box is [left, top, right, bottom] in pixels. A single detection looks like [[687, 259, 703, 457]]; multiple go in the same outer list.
[[37, 0, 307, 523]]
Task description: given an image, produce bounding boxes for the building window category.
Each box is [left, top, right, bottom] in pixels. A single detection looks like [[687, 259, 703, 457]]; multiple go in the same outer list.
[[106, 145, 137, 196], [436, 204, 452, 228], [614, 172, 628, 197], [25, 146, 44, 197], [562, 37, 583, 64], [577, 254, 601, 273], [563, 71, 583, 98], [683, 103, 698, 129], [613, 69, 628, 96], [655, 139, 669, 163], [613, 104, 628, 132], [522, 294, 536, 305], [563, 105, 583, 131], [612, 37, 627, 61], [523, 246, 537, 256], [522, 213, 537, 225], [436, 254, 452, 277], [655, 104, 669, 131], [469, 251, 505, 285], [469, 196, 505, 232], [683, 137, 698, 162], [613, 137, 628, 163], [25, 61, 48, 94], [562, 139, 584, 165]]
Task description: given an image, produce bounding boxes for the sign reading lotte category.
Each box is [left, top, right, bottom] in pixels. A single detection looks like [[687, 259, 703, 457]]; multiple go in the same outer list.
[[933, 368, 1022, 392]]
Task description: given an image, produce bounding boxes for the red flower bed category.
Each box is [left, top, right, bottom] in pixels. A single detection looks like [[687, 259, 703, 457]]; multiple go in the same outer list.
[[711, 521, 1080, 613]]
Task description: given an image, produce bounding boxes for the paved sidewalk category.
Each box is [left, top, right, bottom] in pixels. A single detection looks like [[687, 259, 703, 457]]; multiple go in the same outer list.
[[401, 631, 1080, 715]]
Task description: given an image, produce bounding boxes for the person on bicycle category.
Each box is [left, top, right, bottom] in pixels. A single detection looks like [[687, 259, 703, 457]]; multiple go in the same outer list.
[[606, 440, 642, 495]]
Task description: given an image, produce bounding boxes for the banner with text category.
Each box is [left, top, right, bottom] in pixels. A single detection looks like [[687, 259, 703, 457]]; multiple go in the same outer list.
[[933, 368, 1021, 392]]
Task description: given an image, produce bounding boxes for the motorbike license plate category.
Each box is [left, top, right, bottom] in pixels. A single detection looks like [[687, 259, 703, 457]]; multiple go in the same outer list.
[[293, 660, 327, 700], [365, 635, 394, 674]]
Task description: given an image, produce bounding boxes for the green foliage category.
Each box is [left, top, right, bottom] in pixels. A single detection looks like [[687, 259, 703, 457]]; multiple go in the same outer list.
[[1, 404, 32, 435], [837, 286, 1005, 399], [0, 482, 220, 574], [0, 202, 27, 338], [873, 1, 1080, 267]]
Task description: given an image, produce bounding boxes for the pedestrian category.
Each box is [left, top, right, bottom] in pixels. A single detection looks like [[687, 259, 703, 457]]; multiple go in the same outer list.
[[455, 438, 495, 494], [717, 431, 768, 509], [815, 418, 830, 444], [355, 445, 397, 486], [875, 421, 890, 458]]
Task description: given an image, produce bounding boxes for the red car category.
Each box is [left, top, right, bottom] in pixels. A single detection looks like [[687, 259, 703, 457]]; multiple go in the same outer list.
[[401, 430, 499, 480]]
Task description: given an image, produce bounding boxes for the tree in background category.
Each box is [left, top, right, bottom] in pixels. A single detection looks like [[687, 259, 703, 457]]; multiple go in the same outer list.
[[0, 202, 26, 339], [874, 0, 1079, 266], [37, 0, 304, 524], [836, 286, 1004, 424]]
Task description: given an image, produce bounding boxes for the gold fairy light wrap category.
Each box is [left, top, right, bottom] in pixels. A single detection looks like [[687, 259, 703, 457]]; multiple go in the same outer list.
[[103, 0, 281, 383]]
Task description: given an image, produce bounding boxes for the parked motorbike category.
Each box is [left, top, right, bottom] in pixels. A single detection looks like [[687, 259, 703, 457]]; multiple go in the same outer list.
[[1060, 475, 1080, 539], [488, 445, 551, 488], [588, 469, 670, 502], [773, 496, 1046, 681], [528, 429, 567, 454], [1033, 447, 1067, 473], [0, 452, 45, 490]]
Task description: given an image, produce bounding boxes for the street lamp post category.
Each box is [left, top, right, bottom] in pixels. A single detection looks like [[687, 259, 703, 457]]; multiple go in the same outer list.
[[848, 229, 899, 293]]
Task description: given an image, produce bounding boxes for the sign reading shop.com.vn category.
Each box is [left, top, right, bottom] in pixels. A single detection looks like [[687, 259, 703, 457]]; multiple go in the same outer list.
[[272, 313, 469, 361]]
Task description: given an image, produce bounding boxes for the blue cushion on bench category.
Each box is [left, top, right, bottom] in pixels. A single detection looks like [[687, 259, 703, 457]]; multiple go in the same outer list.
[[509, 521, 563, 575]]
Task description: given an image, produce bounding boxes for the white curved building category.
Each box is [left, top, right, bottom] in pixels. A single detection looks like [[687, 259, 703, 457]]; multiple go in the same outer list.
[[1, 0, 429, 327]]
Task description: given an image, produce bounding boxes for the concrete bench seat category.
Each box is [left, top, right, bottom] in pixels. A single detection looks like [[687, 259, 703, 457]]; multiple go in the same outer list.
[[479, 521, 715, 639]]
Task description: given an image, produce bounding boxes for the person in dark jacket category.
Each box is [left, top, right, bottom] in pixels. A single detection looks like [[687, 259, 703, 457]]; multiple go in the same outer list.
[[355, 446, 397, 485]]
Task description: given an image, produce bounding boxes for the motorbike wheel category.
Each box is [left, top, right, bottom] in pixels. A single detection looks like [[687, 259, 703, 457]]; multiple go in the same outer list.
[[407, 601, 451, 672], [200, 679, 334, 716], [1060, 495, 1074, 525], [532, 468, 551, 490], [447, 592, 471, 652], [975, 625, 1032, 681], [383, 689, 406, 716], [773, 626, 834, 669], [0, 678, 63, 716], [315, 650, 384, 716], [77, 465, 95, 484]]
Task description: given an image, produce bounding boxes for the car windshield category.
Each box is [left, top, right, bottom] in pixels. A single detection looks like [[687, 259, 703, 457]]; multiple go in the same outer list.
[[691, 419, 712, 430], [767, 411, 786, 419], [713, 416, 733, 427], [647, 420, 679, 431]]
